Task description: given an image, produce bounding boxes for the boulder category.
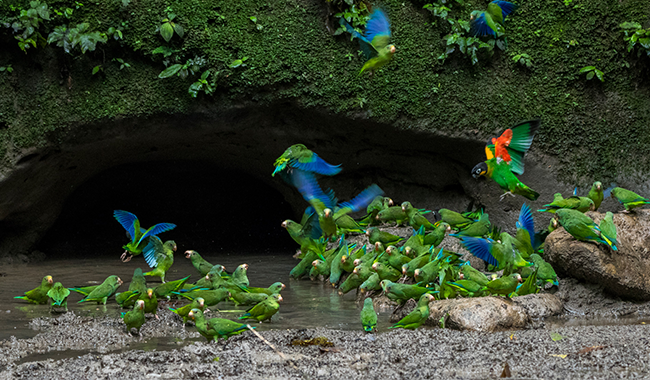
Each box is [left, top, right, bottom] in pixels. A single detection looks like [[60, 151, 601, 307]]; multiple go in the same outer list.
[[390, 293, 563, 332], [544, 209, 650, 301]]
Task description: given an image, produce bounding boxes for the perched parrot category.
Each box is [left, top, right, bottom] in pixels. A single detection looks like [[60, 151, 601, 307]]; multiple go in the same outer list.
[[338, 271, 365, 295], [366, 227, 404, 246], [178, 288, 230, 307], [486, 273, 522, 298], [169, 297, 205, 324], [537, 196, 594, 213], [381, 279, 433, 304], [389, 293, 435, 329], [401, 202, 436, 230], [137, 288, 158, 319], [529, 254, 558, 286], [230, 292, 269, 307], [15, 275, 53, 304], [470, 1, 519, 38], [360, 196, 393, 226], [610, 187, 650, 212], [113, 210, 176, 263], [554, 209, 608, 247], [291, 169, 383, 240], [189, 308, 252, 341], [184, 250, 215, 276], [78, 275, 123, 305], [371, 262, 401, 282], [376, 205, 409, 225], [116, 268, 147, 308], [246, 282, 286, 295], [272, 144, 341, 177], [459, 264, 490, 286], [514, 269, 540, 296], [423, 222, 451, 247], [122, 299, 146, 336], [437, 209, 475, 230], [599, 212, 618, 251], [143, 238, 177, 283], [360, 297, 378, 332], [588, 181, 604, 211], [154, 275, 191, 299], [360, 273, 382, 292], [46, 282, 70, 312], [447, 279, 485, 297], [385, 245, 412, 271], [238, 294, 282, 323], [228, 264, 250, 288], [450, 213, 491, 238], [340, 9, 396, 75]]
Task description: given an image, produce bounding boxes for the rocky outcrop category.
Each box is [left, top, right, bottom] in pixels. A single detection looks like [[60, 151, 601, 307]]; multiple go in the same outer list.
[[390, 293, 563, 332], [544, 209, 650, 301]]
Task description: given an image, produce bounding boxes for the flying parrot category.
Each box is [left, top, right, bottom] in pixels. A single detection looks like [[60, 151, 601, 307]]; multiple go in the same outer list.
[[471, 120, 541, 201], [143, 238, 177, 283], [340, 9, 396, 75], [470, 1, 519, 38], [272, 144, 342, 178], [113, 210, 176, 263]]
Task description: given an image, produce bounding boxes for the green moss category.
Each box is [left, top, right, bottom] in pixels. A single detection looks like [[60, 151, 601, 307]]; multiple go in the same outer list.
[[0, 0, 649, 182]]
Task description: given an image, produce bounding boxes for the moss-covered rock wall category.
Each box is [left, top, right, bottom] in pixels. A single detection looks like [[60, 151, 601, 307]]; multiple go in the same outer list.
[[1, 0, 650, 181]]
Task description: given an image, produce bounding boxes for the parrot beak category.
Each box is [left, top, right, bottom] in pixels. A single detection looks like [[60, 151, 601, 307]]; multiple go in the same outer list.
[[353, 267, 359, 274], [312, 260, 319, 267], [353, 259, 361, 266], [459, 272, 465, 280], [278, 295, 283, 302], [185, 250, 192, 259], [324, 209, 332, 218], [402, 266, 407, 275], [375, 214, 380, 220], [366, 229, 371, 236], [517, 275, 523, 283], [242, 264, 249, 270], [375, 242, 381, 250], [446, 226, 452, 233], [205, 275, 210, 281], [118, 277, 123, 285], [341, 255, 347, 263], [426, 293, 435, 301], [390, 45, 396, 54], [388, 199, 394, 206], [281, 221, 287, 228], [173, 245, 177, 251], [147, 289, 153, 298], [372, 262, 379, 270], [281, 283, 286, 290], [188, 310, 194, 319], [386, 247, 392, 255], [414, 269, 421, 278], [404, 247, 412, 256], [401, 205, 406, 212], [46, 276, 53, 284]]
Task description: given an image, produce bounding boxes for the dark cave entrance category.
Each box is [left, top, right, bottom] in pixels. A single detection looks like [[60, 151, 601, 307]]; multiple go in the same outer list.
[[37, 160, 296, 259]]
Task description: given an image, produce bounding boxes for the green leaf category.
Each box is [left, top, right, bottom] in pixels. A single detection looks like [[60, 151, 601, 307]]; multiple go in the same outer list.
[[92, 65, 102, 75], [200, 70, 210, 80], [122, 0, 131, 6], [619, 22, 642, 30], [35, 3, 50, 20], [579, 66, 595, 73], [586, 71, 594, 80], [173, 23, 184, 38], [188, 81, 202, 98], [158, 63, 182, 78], [229, 59, 243, 68], [249, 16, 257, 23], [496, 39, 506, 51], [550, 332, 565, 341], [595, 69, 604, 82], [160, 22, 174, 42]]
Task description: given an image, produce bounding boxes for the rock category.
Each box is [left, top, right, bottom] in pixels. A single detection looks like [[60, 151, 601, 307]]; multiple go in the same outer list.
[[544, 209, 650, 301], [390, 293, 563, 332]]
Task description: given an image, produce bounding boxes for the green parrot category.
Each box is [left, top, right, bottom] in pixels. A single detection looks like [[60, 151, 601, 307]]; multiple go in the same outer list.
[[340, 9, 396, 75], [402, 228, 426, 257], [401, 202, 435, 230], [185, 250, 215, 276], [338, 272, 365, 295], [230, 292, 270, 306], [272, 144, 341, 177], [78, 275, 123, 305], [366, 227, 404, 246], [238, 294, 282, 323], [189, 308, 253, 341], [376, 205, 409, 225], [15, 275, 53, 304], [371, 262, 401, 282], [138, 288, 158, 318], [438, 209, 475, 230], [469, 1, 518, 38], [401, 252, 431, 278], [385, 245, 412, 271], [228, 264, 250, 288], [459, 264, 489, 286], [450, 213, 491, 238], [554, 209, 609, 247], [447, 279, 485, 297], [599, 212, 618, 251], [178, 288, 230, 307], [529, 254, 558, 286], [46, 282, 71, 312], [67, 284, 99, 297], [310, 259, 331, 279], [414, 259, 441, 284], [335, 214, 365, 234], [360, 273, 382, 293], [380, 279, 432, 305], [122, 299, 146, 336], [486, 273, 522, 298], [290, 244, 321, 279], [537, 196, 594, 213], [245, 282, 285, 295], [423, 222, 451, 247], [472, 159, 540, 201], [113, 210, 176, 263], [143, 238, 177, 283], [514, 269, 539, 296], [611, 187, 650, 212], [329, 237, 354, 287], [115, 268, 148, 308], [154, 275, 191, 299], [360, 196, 393, 226], [588, 181, 604, 211], [169, 297, 205, 324], [360, 297, 378, 332], [389, 293, 435, 330], [340, 245, 366, 274]]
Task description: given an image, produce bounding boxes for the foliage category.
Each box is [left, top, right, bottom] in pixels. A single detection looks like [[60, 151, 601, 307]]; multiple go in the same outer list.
[[0, 65, 13, 73], [620, 22, 650, 57], [47, 23, 108, 54], [512, 53, 533, 68], [439, 19, 504, 65], [188, 70, 216, 98], [158, 56, 207, 79], [112, 58, 131, 70], [249, 16, 263, 31], [159, 10, 184, 42], [229, 57, 249, 69], [422, 0, 463, 26], [330, 0, 370, 35], [7, 0, 50, 53], [579, 66, 604, 82], [152, 46, 180, 58]]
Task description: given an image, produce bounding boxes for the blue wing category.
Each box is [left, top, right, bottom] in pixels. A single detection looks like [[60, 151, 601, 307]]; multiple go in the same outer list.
[[338, 184, 384, 213], [603, 183, 617, 199], [365, 9, 391, 41], [291, 170, 336, 211], [136, 223, 177, 247], [290, 152, 342, 176], [470, 13, 495, 37], [114, 210, 138, 242], [339, 18, 376, 60], [516, 203, 535, 245], [459, 237, 499, 267], [492, 1, 518, 18], [143, 235, 163, 268]]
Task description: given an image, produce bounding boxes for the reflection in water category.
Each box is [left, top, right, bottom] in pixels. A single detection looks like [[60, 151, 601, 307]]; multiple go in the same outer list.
[[1, 252, 392, 342]]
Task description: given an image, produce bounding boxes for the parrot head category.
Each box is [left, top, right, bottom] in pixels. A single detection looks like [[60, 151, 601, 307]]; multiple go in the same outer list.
[[372, 262, 379, 271], [281, 220, 289, 228], [323, 209, 332, 219], [136, 300, 145, 310], [374, 242, 383, 251], [276, 294, 283, 302], [353, 258, 362, 267], [241, 263, 249, 271], [470, 10, 481, 20], [459, 272, 465, 280], [185, 250, 195, 259], [204, 274, 210, 281], [353, 267, 360, 275], [386, 246, 395, 255], [340, 255, 348, 264], [401, 201, 412, 212], [425, 293, 436, 302], [414, 269, 421, 278], [594, 181, 602, 191], [311, 259, 320, 268], [147, 288, 153, 298], [402, 264, 409, 275], [589, 203, 596, 211], [387, 198, 394, 206], [188, 308, 201, 320], [404, 246, 412, 257], [515, 274, 523, 283], [45, 275, 53, 285], [471, 162, 488, 178]]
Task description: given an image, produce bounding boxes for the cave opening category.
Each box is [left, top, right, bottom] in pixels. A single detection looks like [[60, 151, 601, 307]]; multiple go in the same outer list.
[[37, 159, 296, 259]]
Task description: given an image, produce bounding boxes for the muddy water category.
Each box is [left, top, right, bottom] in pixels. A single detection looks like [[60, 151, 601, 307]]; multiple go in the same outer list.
[[1, 252, 393, 342]]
